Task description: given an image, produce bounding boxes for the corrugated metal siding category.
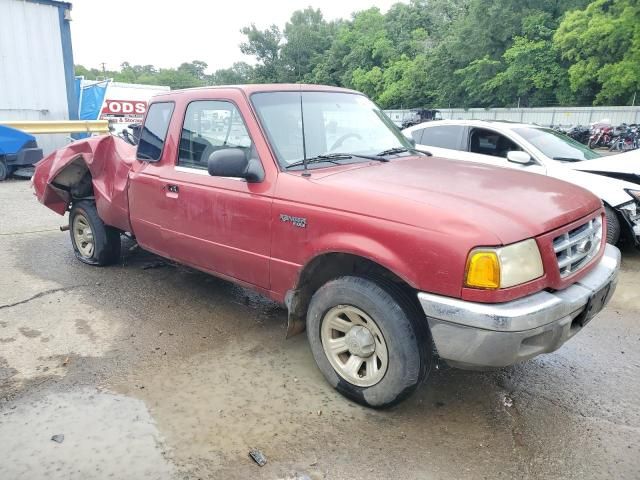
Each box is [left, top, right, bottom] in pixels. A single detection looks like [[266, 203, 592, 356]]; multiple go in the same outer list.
[[0, 0, 70, 153]]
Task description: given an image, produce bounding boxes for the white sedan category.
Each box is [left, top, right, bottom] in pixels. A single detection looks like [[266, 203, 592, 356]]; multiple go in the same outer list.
[[403, 120, 640, 246]]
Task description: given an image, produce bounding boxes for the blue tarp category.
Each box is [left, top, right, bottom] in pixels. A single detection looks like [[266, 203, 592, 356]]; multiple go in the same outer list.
[[74, 77, 110, 139], [79, 81, 109, 120]]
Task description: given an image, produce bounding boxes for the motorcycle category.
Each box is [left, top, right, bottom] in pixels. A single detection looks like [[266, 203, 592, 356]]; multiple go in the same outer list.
[[588, 121, 614, 149], [566, 125, 591, 145], [609, 123, 639, 151]]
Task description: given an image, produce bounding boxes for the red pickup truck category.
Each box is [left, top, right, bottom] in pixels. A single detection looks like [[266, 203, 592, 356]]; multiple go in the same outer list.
[[33, 84, 620, 408]]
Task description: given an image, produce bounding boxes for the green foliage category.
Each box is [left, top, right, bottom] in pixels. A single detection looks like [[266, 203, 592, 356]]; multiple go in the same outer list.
[[280, 8, 337, 82], [210, 62, 254, 85], [239, 24, 282, 82], [554, 0, 640, 105], [75, 60, 210, 90], [76, 0, 638, 108]]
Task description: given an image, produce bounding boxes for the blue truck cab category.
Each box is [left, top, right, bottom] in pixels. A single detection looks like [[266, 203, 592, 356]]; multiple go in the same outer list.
[[0, 125, 44, 180]]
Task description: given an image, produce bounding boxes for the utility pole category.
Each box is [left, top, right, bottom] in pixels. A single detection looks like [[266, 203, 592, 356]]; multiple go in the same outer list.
[[632, 91, 637, 107]]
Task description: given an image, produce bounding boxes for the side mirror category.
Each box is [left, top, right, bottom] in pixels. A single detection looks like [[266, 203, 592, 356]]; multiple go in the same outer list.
[[129, 123, 141, 140], [207, 148, 264, 182], [507, 151, 533, 165], [407, 136, 416, 147]]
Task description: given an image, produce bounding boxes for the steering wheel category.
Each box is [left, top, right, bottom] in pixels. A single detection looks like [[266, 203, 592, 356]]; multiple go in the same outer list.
[[329, 133, 362, 151]]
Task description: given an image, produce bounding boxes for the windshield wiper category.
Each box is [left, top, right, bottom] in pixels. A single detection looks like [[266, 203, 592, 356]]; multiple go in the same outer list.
[[553, 156, 583, 162], [285, 154, 348, 169], [285, 152, 388, 170], [376, 147, 433, 157]]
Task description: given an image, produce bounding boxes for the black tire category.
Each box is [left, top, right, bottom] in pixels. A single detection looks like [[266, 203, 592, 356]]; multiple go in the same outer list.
[[69, 200, 121, 266], [306, 276, 431, 408], [0, 158, 7, 181], [604, 205, 620, 245]]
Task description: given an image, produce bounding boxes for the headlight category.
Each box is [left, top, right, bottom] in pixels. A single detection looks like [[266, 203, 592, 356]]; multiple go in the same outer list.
[[621, 190, 639, 218], [619, 201, 637, 217], [465, 239, 544, 290], [625, 189, 640, 203]]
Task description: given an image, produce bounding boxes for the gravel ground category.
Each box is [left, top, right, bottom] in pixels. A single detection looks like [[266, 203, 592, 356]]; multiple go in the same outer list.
[[0, 178, 639, 480]]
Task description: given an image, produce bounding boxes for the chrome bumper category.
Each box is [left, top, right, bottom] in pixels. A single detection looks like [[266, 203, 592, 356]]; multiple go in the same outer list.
[[418, 244, 621, 369]]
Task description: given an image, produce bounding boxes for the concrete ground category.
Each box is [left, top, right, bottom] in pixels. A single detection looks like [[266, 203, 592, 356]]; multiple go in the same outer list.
[[0, 179, 639, 480]]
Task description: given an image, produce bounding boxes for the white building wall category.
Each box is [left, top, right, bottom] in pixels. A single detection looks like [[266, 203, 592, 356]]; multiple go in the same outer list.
[[0, 0, 70, 153]]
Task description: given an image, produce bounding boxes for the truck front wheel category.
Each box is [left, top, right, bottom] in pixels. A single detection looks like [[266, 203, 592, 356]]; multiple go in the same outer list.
[[604, 205, 620, 245], [69, 200, 121, 266], [0, 158, 8, 181], [306, 276, 431, 408]]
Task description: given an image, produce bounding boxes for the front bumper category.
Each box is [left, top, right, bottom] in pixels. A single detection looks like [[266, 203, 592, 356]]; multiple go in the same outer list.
[[7, 147, 44, 167], [418, 244, 621, 369]]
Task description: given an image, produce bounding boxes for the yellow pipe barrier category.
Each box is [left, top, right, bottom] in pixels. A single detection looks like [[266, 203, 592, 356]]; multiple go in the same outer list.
[[0, 120, 110, 134]]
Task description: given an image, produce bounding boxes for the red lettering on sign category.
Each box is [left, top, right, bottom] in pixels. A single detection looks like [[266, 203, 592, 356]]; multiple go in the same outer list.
[[102, 100, 148, 116]]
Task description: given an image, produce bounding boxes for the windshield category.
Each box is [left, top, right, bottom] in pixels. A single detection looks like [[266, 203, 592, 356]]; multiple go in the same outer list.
[[514, 127, 601, 162], [251, 91, 413, 168]]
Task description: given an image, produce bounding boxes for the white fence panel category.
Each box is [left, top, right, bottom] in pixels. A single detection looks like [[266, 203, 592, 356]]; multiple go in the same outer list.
[[386, 106, 640, 127]]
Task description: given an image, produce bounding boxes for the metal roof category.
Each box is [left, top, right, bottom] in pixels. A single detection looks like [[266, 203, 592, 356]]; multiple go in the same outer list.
[[26, 0, 72, 9]]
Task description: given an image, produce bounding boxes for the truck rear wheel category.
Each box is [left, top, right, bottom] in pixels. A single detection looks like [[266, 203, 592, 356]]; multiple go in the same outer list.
[[69, 200, 121, 266], [306, 276, 431, 408]]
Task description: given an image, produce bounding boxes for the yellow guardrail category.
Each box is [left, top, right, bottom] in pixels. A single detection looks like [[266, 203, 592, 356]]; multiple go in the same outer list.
[[0, 120, 110, 134]]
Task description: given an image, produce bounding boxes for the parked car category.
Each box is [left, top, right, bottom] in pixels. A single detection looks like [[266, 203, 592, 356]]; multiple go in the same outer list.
[[0, 125, 43, 180], [33, 85, 620, 408], [400, 108, 442, 128], [403, 120, 640, 246]]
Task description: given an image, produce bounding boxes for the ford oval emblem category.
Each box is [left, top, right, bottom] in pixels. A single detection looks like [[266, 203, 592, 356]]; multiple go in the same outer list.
[[577, 239, 593, 254]]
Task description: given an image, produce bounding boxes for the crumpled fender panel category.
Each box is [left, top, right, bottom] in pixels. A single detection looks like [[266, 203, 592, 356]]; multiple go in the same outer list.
[[32, 135, 136, 232]]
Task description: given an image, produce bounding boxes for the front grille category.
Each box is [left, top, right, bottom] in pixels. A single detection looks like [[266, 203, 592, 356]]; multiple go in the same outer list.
[[553, 216, 603, 278]]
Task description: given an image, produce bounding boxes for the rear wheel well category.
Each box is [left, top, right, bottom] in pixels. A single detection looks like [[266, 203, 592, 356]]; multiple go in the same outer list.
[[286, 253, 422, 336], [52, 156, 94, 200]]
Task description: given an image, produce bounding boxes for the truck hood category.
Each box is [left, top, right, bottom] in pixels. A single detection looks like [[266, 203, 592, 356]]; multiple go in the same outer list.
[[312, 156, 601, 244]]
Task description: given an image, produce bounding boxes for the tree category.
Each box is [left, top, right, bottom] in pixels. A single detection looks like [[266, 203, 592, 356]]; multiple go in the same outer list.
[[453, 56, 503, 107], [210, 62, 255, 85], [484, 13, 570, 107], [239, 24, 282, 81], [554, 0, 640, 105], [177, 60, 208, 81], [280, 8, 336, 82], [75, 0, 637, 107]]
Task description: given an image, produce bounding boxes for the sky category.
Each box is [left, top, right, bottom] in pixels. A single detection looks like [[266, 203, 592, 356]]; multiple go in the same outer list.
[[70, 0, 404, 73]]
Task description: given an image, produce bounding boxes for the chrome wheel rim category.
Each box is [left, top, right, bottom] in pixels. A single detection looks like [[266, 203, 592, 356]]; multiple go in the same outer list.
[[320, 305, 388, 387], [72, 214, 94, 258]]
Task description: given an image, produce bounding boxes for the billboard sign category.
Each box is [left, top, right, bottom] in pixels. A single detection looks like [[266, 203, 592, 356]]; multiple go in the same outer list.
[[100, 99, 148, 124]]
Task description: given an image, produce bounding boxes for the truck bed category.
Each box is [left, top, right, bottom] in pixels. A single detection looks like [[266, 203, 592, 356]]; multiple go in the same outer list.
[[32, 135, 136, 232]]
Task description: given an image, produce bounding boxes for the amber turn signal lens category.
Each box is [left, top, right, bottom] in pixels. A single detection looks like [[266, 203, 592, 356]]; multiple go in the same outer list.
[[465, 250, 500, 289]]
